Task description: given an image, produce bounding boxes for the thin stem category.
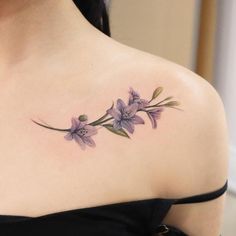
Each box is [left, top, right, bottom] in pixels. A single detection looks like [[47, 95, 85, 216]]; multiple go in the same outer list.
[[88, 113, 109, 125], [148, 98, 153, 103], [31, 116, 115, 133], [37, 118, 54, 128], [143, 104, 164, 109], [31, 98, 181, 133], [31, 119, 70, 132], [88, 101, 114, 126], [146, 96, 173, 108], [91, 117, 114, 125]]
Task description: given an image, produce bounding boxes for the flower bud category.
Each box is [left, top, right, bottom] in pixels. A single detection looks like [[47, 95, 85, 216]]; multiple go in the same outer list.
[[78, 114, 88, 121]]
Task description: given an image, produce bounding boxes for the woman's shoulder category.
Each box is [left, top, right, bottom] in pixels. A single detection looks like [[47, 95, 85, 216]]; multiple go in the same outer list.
[[106, 40, 226, 134], [104, 38, 221, 102], [108, 43, 229, 197], [71, 36, 228, 197]]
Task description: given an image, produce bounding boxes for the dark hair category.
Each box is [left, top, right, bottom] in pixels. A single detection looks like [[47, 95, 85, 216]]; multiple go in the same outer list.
[[72, 0, 111, 37]]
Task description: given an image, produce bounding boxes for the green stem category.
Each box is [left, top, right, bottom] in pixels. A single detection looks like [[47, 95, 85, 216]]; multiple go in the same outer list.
[[88, 101, 114, 126], [91, 117, 114, 126], [143, 104, 164, 109], [88, 113, 109, 126], [148, 98, 153, 103], [31, 116, 115, 133], [146, 96, 173, 108], [31, 98, 179, 133], [31, 119, 70, 132]]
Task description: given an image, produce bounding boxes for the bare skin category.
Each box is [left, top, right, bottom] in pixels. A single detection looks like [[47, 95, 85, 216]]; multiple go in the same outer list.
[[0, 1, 229, 235]]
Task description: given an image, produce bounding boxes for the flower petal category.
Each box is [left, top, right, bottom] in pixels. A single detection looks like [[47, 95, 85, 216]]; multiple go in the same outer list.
[[121, 120, 134, 134], [146, 108, 164, 129], [113, 119, 122, 130], [139, 99, 149, 109], [84, 125, 98, 136], [129, 87, 140, 99], [124, 102, 138, 117], [71, 117, 80, 131], [64, 132, 73, 141], [132, 114, 145, 124], [77, 120, 87, 129], [107, 108, 121, 120], [128, 97, 133, 106], [116, 98, 126, 111], [83, 136, 96, 147], [147, 112, 157, 129], [149, 107, 164, 113], [149, 108, 164, 119], [74, 135, 86, 150]]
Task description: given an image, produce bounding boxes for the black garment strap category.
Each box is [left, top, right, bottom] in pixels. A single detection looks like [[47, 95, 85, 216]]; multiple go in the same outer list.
[[173, 180, 228, 205], [155, 224, 188, 235]]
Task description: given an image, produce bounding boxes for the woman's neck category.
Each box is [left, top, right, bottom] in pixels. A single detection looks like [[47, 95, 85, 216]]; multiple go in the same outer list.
[[0, 0, 93, 67]]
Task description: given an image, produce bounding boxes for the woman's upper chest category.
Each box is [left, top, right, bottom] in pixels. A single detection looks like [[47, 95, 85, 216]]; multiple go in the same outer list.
[[0, 75, 168, 217]]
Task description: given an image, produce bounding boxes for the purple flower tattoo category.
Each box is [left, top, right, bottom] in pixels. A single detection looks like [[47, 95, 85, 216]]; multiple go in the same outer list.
[[146, 107, 164, 129], [64, 117, 97, 150], [106, 98, 145, 134], [31, 86, 181, 150], [128, 87, 149, 110]]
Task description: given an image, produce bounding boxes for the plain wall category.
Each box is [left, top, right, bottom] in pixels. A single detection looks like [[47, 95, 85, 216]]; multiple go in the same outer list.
[[109, 0, 201, 70]]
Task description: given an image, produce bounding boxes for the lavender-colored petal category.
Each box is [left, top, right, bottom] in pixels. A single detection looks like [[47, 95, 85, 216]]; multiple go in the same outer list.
[[74, 135, 86, 150], [71, 117, 87, 130], [128, 86, 135, 94], [113, 119, 122, 130], [128, 88, 135, 104], [128, 87, 140, 105], [116, 98, 126, 111], [146, 108, 163, 129], [77, 120, 87, 129], [71, 117, 80, 132], [107, 108, 121, 120], [147, 112, 157, 129], [150, 107, 164, 113], [128, 96, 133, 105], [129, 87, 140, 99], [124, 102, 138, 117], [152, 112, 161, 119], [140, 98, 149, 104], [139, 99, 149, 109], [132, 114, 145, 124], [83, 136, 96, 147], [84, 125, 98, 137], [121, 120, 134, 134], [150, 108, 164, 118], [64, 132, 73, 141]]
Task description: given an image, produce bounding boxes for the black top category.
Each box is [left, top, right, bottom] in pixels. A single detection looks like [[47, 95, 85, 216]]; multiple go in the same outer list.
[[0, 180, 228, 236]]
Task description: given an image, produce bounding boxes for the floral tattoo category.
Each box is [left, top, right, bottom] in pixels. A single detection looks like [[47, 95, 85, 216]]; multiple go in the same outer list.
[[31, 87, 181, 150]]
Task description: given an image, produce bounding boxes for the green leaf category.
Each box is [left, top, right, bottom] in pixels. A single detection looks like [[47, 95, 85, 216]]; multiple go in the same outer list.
[[162, 101, 180, 107], [152, 87, 163, 100], [102, 124, 130, 138]]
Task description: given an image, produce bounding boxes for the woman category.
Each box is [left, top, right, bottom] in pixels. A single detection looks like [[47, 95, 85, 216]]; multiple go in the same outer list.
[[0, 0, 229, 235]]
